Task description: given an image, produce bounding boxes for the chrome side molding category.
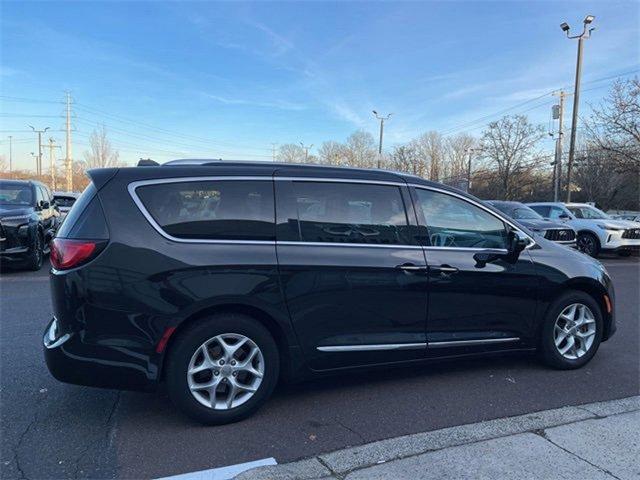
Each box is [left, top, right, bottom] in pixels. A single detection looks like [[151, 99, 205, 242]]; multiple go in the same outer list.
[[317, 337, 521, 352]]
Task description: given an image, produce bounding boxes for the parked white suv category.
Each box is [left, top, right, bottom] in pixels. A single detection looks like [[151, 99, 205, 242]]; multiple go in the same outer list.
[[527, 202, 640, 257]]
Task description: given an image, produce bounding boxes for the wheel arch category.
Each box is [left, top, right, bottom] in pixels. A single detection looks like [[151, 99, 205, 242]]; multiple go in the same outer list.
[[547, 278, 613, 341], [159, 303, 294, 383]]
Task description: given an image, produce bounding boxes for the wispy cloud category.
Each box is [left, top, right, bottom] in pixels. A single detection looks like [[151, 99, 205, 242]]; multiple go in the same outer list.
[[202, 93, 306, 111]]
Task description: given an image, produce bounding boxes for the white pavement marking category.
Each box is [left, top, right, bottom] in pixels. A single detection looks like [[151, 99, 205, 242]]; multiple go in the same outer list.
[[156, 458, 277, 480]]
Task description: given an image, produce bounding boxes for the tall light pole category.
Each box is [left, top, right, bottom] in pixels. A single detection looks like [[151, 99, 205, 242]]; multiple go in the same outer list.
[[8, 135, 12, 173], [466, 147, 483, 193], [561, 15, 595, 202], [300, 142, 313, 163], [373, 111, 392, 169], [28, 125, 50, 176]]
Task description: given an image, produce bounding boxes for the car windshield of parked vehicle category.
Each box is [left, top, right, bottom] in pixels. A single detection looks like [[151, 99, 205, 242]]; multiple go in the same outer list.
[[416, 190, 508, 248], [567, 205, 610, 220], [512, 206, 543, 220], [0, 183, 33, 205], [53, 196, 77, 208]]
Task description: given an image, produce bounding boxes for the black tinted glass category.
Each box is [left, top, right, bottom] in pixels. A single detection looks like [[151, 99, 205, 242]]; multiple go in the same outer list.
[[277, 181, 415, 245], [416, 189, 508, 249], [137, 180, 275, 241], [56, 184, 98, 238], [68, 197, 109, 239]]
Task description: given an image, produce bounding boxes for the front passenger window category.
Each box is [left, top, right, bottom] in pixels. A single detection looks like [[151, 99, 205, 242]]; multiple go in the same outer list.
[[415, 189, 508, 249]]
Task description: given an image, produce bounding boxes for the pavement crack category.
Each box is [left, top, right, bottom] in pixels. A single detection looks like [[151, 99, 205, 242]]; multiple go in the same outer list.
[[334, 417, 366, 444], [534, 429, 622, 480], [13, 414, 38, 480], [72, 391, 121, 479], [316, 456, 343, 480]]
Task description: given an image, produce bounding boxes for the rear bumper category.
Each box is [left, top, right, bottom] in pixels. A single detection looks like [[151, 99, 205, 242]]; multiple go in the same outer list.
[[43, 317, 157, 392]]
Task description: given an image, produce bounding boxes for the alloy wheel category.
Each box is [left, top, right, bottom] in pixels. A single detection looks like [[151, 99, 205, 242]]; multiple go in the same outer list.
[[553, 303, 597, 360], [187, 333, 264, 410], [577, 234, 597, 256]]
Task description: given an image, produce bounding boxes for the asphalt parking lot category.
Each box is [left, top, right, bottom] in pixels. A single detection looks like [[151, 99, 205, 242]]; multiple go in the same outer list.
[[1, 255, 638, 480]]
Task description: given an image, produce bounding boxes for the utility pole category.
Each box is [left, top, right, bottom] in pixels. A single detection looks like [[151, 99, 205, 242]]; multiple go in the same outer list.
[[47, 138, 61, 190], [271, 143, 278, 162], [560, 15, 595, 202], [300, 142, 313, 163], [64, 92, 74, 192], [29, 125, 50, 176], [8, 135, 12, 173], [466, 147, 483, 193], [372, 111, 392, 169], [551, 91, 566, 202]]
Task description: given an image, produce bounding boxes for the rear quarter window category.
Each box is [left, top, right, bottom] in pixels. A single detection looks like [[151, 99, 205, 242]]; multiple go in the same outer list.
[[135, 180, 275, 241], [55, 184, 108, 239]]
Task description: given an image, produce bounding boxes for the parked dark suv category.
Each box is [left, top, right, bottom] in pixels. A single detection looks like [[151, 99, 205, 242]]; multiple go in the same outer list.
[[1, 179, 59, 270], [44, 161, 616, 424]]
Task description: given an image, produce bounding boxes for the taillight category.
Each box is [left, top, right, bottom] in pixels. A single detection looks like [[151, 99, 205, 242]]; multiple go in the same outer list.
[[50, 238, 104, 270]]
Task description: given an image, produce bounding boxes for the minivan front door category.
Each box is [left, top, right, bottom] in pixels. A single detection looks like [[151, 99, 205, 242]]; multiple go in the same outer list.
[[411, 187, 538, 355], [275, 178, 429, 370]]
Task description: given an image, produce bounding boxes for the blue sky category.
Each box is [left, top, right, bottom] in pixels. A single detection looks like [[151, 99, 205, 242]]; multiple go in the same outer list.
[[1, 0, 638, 169]]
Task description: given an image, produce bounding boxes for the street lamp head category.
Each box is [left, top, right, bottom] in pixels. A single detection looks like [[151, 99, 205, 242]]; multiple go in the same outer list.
[[560, 22, 570, 32], [583, 15, 595, 25], [372, 110, 378, 115]]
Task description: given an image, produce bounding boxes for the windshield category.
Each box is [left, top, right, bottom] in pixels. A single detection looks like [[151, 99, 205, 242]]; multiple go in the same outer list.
[[0, 183, 33, 206], [567, 205, 610, 220], [512, 206, 543, 220]]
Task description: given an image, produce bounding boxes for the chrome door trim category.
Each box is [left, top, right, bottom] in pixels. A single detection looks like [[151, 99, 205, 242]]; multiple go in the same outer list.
[[427, 337, 520, 348], [278, 241, 424, 250], [317, 342, 427, 352]]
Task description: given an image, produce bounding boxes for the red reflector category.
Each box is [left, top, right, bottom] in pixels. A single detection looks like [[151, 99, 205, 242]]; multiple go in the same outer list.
[[50, 238, 98, 270], [156, 327, 176, 353]]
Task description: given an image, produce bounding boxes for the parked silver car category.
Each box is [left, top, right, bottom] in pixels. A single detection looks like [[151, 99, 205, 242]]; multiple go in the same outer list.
[[527, 202, 640, 257]]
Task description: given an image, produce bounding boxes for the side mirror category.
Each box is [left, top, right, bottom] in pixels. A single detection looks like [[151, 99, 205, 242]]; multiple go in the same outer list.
[[506, 229, 528, 262], [41, 200, 50, 209], [558, 213, 571, 220]]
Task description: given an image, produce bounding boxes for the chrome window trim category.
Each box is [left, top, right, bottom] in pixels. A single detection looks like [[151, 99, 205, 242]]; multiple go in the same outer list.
[[409, 184, 536, 248], [317, 342, 426, 352], [278, 241, 423, 250], [127, 177, 277, 245], [427, 337, 520, 348], [275, 176, 406, 187]]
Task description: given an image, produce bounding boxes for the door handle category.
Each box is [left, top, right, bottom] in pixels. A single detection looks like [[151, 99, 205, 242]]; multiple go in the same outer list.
[[430, 265, 459, 275], [396, 263, 428, 273]]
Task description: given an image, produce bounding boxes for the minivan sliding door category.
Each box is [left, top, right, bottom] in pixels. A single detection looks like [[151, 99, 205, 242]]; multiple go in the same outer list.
[[275, 178, 429, 370]]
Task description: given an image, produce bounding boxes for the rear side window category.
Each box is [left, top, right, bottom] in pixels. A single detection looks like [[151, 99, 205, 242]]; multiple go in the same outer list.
[[135, 180, 275, 241], [277, 181, 415, 245], [56, 184, 107, 238]]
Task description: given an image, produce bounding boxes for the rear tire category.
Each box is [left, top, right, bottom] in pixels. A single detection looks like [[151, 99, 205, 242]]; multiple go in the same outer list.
[[577, 232, 600, 257], [165, 313, 279, 425], [539, 290, 603, 370], [25, 231, 44, 271]]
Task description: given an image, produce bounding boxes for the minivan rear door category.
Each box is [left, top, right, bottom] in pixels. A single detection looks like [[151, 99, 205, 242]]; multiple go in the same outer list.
[[275, 176, 429, 370]]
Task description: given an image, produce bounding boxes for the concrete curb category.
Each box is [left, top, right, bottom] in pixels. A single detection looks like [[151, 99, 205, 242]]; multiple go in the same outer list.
[[235, 396, 640, 480]]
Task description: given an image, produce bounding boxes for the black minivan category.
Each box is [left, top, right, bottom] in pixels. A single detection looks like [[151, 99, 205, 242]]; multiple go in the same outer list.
[[44, 161, 616, 424]]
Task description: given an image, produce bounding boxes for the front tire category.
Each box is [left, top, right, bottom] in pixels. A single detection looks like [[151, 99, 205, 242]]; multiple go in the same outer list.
[[577, 232, 600, 257], [25, 231, 44, 271], [539, 290, 603, 369], [165, 313, 279, 425]]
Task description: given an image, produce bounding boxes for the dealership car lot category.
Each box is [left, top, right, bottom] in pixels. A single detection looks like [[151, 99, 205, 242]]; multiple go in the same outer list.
[[0, 255, 638, 480]]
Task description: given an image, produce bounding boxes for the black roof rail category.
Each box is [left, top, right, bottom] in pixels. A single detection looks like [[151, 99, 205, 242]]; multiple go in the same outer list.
[[137, 159, 159, 166]]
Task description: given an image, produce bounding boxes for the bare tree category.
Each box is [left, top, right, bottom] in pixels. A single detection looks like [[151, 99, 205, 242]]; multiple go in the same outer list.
[[0, 155, 7, 172], [277, 143, 306, 163], [480, 115, 545, 200], [83, 125, 121, 169], [343, 130, 377, 168], [389, 145, 423, 175], [318, 141, 345, 166], [584, 77, 639, 174], [445, 133, 476, 180], [411, 131, 445, 181]]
